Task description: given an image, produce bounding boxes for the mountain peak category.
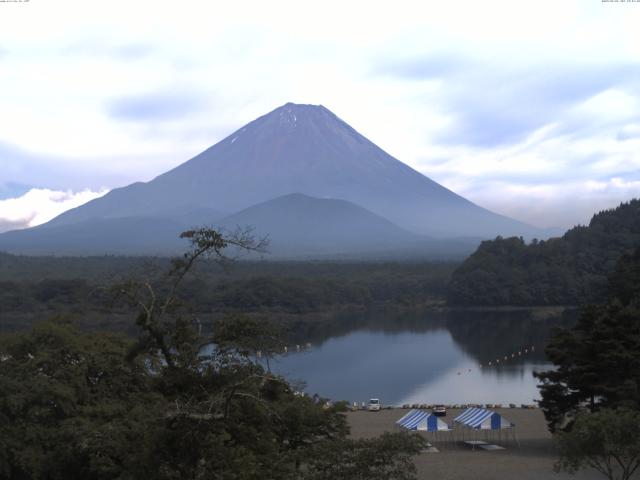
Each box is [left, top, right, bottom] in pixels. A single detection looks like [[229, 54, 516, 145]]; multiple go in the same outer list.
[[263, 102, 334, 125], [22, 102, 543, 242], [280, 102, 326, 111]]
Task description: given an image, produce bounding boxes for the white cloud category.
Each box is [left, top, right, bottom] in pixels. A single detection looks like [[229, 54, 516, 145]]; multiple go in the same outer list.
[[412, 84, 640, 228], [0, 188, 109, 233], [454, 177, 640, 230], [0, 0, 638, 230]]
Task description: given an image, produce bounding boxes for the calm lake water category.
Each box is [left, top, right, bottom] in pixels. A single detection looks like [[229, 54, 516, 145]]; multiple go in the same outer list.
[[269, 308, 573, 406]]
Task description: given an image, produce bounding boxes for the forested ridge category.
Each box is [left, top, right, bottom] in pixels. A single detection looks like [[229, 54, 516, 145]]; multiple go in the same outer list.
[[447, 199, 640, 306], [0, 255, 455, 333]]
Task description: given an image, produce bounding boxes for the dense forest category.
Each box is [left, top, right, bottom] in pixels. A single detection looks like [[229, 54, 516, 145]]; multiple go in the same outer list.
[[536, 245, 640, 431], [447, 199, 640, 306], [0, 229, 425, 479], [530, 247, 640, 480], [0, 253, 456, 333]]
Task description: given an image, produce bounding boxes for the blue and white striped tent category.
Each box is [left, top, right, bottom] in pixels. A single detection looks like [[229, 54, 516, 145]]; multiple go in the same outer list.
[[396, 409, 451, 432], [453, 407, 514, 430]]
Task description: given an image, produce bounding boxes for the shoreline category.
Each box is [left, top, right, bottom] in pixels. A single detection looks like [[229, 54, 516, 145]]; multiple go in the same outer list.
[[347, 403, 540, 411], [346, 408, 600, 480]]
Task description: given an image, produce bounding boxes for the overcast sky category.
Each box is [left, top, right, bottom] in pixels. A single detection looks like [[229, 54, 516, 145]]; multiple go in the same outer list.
[[1, 0, 639, 232]]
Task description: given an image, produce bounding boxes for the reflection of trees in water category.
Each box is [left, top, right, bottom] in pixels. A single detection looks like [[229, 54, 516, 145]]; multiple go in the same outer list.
[[444, 308, 577, 365], [285, 306, 448, 346], [286, 307, 577, 366], [483, 363, 535, 380]]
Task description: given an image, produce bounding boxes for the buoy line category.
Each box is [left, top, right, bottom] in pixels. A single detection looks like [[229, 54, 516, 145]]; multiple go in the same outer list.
[[482, 345, 536, 368]]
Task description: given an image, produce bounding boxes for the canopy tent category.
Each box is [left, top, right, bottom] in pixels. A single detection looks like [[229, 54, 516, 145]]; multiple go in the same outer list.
[[396, 409, 451, 432], [453, 407, 519, 447], [453, 407, 514, 430]]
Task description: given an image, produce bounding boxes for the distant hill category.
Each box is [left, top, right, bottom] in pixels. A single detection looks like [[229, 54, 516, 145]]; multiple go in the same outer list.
[[217, 193, 417, 257], [0, 102, 546, 257], [0, 194, 478, 258], [217, 193, 480, 259], [0, 217, 194, 256], [447, 199, 640, 306]]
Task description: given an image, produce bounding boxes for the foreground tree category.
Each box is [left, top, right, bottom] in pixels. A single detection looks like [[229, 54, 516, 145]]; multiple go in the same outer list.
[[304, 432, 424, 480], [0, 228, 425, 479], [535, 247, 640, 432], [0, 319, 163, 480], [555, 408, 640, 480]]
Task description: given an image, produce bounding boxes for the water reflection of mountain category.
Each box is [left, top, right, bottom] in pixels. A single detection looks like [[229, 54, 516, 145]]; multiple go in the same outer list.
[[286, 307, 576, 365]]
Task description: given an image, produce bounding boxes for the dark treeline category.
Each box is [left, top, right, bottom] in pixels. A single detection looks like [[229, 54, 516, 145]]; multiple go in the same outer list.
[[447, 199, 640, 306], [0, 254, 456, 332]]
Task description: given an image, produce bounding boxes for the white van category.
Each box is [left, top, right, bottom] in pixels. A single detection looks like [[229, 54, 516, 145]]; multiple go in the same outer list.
[[433, 405, 447, 416], [367, 398, 381, 411]]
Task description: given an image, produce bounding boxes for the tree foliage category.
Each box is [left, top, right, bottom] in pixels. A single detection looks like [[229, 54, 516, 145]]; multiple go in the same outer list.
[[0, 228, 424, 480], [0, 253, 455, 334], [555, 408, 640, 480], [448, 199, 640, 306], [304, 432, 424, 480], [535, 247, 640, 432], [0, 319, 163, 480]]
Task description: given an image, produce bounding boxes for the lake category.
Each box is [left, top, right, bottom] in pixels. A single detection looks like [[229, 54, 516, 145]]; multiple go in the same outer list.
[[269, 308, 574, 406]]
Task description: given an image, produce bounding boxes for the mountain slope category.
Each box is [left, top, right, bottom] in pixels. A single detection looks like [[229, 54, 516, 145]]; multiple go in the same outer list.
[[216, 193, 421, 257], [0, 193, 476, 258], [0, 208, 224, 255], [42, 102, 540, 239]]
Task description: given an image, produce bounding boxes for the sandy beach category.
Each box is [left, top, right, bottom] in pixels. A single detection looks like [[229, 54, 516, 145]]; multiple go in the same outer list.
[[346, 408, 603, 480]]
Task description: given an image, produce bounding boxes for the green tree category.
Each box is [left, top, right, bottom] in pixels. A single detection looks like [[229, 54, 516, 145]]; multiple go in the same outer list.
[[448, 199, 640, 307], [1, 228, 425, 479], [555, 408, 640, 480], [304, 432, 425, 480], [535, 247, 640, 432], [0, 319, 163, 480]]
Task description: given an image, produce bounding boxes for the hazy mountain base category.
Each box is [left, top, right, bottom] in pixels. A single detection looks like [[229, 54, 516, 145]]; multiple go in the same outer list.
[[0, 194, 481, 259]]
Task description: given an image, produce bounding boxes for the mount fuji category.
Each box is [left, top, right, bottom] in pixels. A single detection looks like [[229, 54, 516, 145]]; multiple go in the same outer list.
[[0, 103, 545, 257]]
